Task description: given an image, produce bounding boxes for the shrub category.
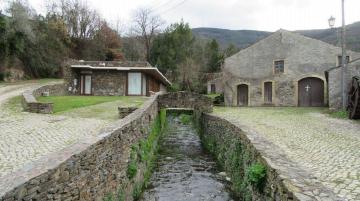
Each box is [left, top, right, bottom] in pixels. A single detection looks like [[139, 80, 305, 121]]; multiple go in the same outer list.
[[179, 114, 192, 124], [132, 183, 142, 200], [214, 93, 224, 105], [103, 193, 114, 201], [247, 163, 266, 189], [117, 189, 125, 201], [127, 161, 137, 179]]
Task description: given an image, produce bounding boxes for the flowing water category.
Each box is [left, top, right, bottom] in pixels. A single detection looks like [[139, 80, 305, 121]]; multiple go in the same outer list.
[[141, 115, 235, 201]]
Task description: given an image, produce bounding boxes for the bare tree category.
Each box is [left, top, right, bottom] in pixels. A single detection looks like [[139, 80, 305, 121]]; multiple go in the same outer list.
[[131, 8, 163, 61], [47, 0, 102, 39]]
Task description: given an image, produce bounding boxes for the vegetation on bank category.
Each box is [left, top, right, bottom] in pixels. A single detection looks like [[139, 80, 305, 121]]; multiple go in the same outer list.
[[104, 109, 167, 201], [38, 96, 144, 113], [200, 125, 267, 201], [179, 114, 192, 125]]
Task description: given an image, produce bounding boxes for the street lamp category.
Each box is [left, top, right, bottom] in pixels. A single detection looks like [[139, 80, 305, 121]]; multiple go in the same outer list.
[[328, 16, 336, 28]]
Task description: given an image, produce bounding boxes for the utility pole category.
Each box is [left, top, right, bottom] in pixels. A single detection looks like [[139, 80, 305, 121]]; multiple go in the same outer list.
[[341, 0, 347, 110]]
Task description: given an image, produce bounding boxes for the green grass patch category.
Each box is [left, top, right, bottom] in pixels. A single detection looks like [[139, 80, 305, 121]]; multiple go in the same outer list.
[[37, 96, 139, 113], [328, 109, 349, 119]]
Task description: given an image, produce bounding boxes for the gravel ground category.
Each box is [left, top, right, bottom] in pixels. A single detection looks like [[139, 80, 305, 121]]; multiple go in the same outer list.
[[213, 107, 360, 201], [0, 81, 143, 177]]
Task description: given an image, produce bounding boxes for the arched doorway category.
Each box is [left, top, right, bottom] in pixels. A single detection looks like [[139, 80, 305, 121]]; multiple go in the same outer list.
[[237, 84, 249, 106], [298, 77, 324, 107]]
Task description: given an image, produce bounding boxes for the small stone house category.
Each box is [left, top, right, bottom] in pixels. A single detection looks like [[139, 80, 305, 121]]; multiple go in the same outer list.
[[223, 29, 360, 107], [206, 73, 224, 94], [64, 61, 171, 96]]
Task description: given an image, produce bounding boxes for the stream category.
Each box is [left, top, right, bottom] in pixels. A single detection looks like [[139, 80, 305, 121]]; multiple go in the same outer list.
[[140, 114, 235, 201]]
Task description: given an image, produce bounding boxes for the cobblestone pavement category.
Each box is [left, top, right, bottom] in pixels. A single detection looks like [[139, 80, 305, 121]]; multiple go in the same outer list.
[[213, 107, 360, 201], [0, 82, 110, 177]]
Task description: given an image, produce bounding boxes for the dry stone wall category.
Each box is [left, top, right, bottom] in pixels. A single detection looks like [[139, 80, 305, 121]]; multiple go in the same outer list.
[[1, 95, 159, 201], [328, 59, 360, 110], [22, 83, 66, 114], [201, 113, 343, 201]]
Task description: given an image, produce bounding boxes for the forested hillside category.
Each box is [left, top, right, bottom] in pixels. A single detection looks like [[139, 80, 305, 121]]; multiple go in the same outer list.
[[193, 22, 360, 52]]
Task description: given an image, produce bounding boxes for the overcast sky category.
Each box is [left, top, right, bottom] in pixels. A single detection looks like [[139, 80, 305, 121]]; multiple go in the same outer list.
[[4, 0, 360, 32]]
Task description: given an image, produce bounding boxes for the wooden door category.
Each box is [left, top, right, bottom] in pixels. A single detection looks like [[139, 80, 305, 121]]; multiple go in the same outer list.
[[237, 84, 248, 106], [264, 82, 272, 103], [298, 77, 324, 107]]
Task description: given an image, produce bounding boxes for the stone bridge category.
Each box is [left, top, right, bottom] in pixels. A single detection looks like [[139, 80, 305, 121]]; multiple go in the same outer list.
[[158, 91, 213, 112]]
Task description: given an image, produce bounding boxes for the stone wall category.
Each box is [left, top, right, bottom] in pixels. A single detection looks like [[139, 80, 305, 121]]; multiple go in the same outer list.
[[92, 70, 127, 96], [201, 113, 343, 201], [328, 59, 360, 110], [158, 91, 213, 122], [158, 91, 213, 113], [22, 83, 66, 114], [1, 95, 159, 201], [223, 29, 360, 106]]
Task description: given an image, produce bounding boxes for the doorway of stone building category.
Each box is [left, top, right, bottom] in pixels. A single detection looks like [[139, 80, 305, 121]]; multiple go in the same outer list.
[[237, 84, 249, 106], [298, 77, 324, 107], [264, 82, 273, 104]]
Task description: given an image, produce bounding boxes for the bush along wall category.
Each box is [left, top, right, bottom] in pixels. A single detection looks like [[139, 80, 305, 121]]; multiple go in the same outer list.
[[104, 109, 167, 201], [200, 114, 269, 201]]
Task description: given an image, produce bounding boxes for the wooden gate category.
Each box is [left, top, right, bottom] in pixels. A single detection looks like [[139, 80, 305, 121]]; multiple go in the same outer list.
[[264, 82, 272, 104], [298, 77, 324, 107], [237, 84, 248, 106]]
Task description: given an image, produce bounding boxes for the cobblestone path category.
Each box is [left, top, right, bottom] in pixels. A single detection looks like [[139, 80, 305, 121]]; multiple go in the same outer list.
[[0, 82, 110, 177], [213, 107, 360, 201]]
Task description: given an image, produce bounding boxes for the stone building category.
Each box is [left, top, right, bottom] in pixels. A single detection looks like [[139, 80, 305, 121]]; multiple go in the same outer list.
[[223, 29, 360, 107], [327, 58, 360, 109], [206, 73, 224, 94], [64, 61, 171, 96]]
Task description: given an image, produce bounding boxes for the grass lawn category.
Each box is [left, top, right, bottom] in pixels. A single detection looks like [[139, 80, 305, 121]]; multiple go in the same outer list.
[[38, 96, 145, 113]]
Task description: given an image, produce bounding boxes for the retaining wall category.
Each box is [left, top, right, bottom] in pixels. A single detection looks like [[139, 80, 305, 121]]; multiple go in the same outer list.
[[0, 95, 159, 201], [22, 83, 66, 114], [201, 113, 343, 201]]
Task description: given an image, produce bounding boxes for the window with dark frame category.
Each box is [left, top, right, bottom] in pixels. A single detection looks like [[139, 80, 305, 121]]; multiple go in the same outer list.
[[274, 60, 284, 74], [337, 56, 350, 66]]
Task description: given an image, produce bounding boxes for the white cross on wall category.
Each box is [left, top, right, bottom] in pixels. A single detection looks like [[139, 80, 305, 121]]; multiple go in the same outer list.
[[305, 85, 311, 92]]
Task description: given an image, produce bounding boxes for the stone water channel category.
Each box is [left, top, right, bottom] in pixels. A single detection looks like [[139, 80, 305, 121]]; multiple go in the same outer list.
[[140, 113, 236, 201]]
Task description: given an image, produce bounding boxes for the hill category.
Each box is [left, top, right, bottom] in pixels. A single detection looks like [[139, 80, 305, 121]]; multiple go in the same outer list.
[[192, 21, 360, 52]]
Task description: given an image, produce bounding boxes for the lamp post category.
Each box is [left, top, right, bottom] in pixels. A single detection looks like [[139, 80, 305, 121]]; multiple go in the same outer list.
[[340, 0, 347, 110], [328, 16, 335, 28], [329, 1, 347, 110]]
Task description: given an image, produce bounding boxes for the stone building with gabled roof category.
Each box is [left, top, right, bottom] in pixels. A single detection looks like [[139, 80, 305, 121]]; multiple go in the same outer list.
[[223, 29, 360, 107]]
